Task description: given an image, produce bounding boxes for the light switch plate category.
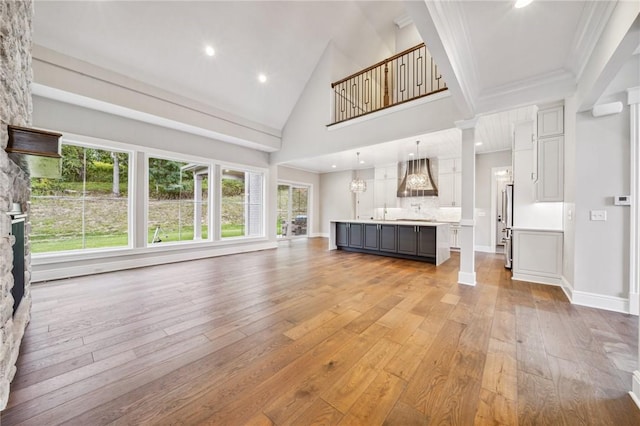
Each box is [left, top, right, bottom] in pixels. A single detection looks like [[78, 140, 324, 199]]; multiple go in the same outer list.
[[590, 210, 607, 221]]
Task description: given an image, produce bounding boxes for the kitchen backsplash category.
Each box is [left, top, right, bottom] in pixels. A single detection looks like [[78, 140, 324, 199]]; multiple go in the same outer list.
[[373, 196, 461, 223]]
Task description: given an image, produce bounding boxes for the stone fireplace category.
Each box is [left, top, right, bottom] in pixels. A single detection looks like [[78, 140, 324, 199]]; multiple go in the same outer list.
[[0, 0, 34, 410]]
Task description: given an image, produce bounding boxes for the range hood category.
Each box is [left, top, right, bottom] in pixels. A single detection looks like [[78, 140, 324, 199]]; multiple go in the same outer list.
[[397, 158, 438, 197]]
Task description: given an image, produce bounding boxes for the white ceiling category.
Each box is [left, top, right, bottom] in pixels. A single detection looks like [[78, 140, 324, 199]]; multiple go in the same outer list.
[[284, 104, 536, 173], [32, 0, 405, 131], [32, 1, 634, 175]]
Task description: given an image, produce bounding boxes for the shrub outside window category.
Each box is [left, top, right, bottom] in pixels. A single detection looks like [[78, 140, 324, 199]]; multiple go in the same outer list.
[[30, 143, 130, 253]]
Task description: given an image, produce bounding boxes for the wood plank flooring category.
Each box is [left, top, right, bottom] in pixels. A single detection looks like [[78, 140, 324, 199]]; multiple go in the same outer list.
[[2, 238, 639, 425]]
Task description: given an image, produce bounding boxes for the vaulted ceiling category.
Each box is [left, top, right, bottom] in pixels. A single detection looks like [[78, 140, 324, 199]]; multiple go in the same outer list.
[[31, 1, 639, 173], [33, 0, 405, 131]]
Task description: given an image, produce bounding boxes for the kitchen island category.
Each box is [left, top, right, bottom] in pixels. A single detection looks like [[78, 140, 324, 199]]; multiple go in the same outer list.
[[329, 220, 450, 265]]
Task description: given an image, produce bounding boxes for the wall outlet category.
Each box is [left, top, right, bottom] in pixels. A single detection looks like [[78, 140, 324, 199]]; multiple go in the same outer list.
[[590, 210, 607, 221]]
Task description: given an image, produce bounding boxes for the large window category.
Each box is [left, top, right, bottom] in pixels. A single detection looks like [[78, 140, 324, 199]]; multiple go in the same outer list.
[[30, 143, 130, 253], [147, 158, 209, 245], [221, 168, 263, 238]]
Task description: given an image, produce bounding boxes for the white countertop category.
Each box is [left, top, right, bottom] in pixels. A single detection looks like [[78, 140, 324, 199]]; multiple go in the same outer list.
[[332, 219, 450, 227]]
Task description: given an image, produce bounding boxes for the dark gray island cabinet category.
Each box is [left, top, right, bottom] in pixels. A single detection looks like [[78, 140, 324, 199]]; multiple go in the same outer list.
[[330, 220, 450, 265]]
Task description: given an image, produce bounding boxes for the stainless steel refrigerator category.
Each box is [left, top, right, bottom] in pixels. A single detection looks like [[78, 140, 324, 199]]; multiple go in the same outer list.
[[501, 183, 514, 269]]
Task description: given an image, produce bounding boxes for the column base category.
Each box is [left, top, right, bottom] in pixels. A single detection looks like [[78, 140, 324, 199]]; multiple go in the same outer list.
[[458, 271, 476, 286], [631, 370, 640, 409]]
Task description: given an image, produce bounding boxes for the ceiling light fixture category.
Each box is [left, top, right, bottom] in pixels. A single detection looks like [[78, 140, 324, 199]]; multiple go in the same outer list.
[[205, 45, 215, 57], [406, 141, 429, 190], [475, 141, 483, 146], [258, 73, 267, 83], [349, 152, 367, 193], [331, 164, 337, 168], [514, 0, 534, 8]]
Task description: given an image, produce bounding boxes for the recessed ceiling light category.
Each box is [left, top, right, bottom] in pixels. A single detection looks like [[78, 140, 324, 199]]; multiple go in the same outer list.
[[475, 141, 483, 146], [514, 0, 534, 8], [258, 73, 267, 83], [205, 45, 215, 57], [331, 164, 337, 168], [408, 153, 414, 156]]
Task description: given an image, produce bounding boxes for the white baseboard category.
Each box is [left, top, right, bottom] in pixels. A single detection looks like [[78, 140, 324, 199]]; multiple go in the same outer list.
[[458, 271, 476, 286], [560, 276, 573, 303], [629, 292, 639, 315], [631, 371, 640, 410], [571, 290, 629, 314], [474, 245, 494, 253], [312, 233, 329, 238], [559, 276, 631, 314], [32, 242, 278, 282], [512, 272, 562, 286]]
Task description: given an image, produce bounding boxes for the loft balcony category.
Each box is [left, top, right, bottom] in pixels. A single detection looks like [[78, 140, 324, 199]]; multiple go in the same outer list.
[[329, 43, 447, 125]]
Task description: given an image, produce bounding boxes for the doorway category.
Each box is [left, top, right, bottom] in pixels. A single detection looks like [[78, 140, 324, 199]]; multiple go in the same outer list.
[[490, 166, 512, 253], [277, 183, 309, 239]]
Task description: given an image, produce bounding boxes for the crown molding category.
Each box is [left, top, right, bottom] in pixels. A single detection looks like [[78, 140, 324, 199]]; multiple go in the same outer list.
[[475, 69, 575, 113], [565, 1, 617, 82], [393, 14, 413, 29], [425, 0, 479, 114]]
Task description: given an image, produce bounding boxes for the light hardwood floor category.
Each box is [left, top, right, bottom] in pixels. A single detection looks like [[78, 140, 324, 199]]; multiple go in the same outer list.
[[2, 238, 639, 425]]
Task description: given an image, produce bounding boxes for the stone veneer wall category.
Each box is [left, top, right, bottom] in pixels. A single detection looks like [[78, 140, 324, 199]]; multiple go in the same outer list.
[[0, 0, 34, 410]]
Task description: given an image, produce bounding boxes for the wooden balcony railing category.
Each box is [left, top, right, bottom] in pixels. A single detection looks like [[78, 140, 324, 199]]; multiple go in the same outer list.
[[329, 43, 447, 125]]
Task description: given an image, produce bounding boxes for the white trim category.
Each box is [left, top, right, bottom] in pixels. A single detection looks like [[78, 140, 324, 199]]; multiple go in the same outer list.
[[571, 290, 630, 314], [512, 273, 562, 286], [629, 293, 639, 316], [630, 371, 640, 410], [454, 117, 479, 130], [33, 242, 277, 282], [565, 1, 616, 82], [561, 276, 574, 303], [628, 86, 640, 106], [327, 90, 451, 131], [458, 271, 476, 286], [474, 245, 494, 253], [312, 233, 329, 238], [629, 101, 640, 315], [424, 0, 479, 112]]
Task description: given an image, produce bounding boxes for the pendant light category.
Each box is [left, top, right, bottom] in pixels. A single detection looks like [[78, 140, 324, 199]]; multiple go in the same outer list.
[[349, 152, 367, 193], [406, 141, 429, 190]]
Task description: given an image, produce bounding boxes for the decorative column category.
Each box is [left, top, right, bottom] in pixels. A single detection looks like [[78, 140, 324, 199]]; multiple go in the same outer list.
[[455, 117, 478, 286], [628, 86, 640, 409]]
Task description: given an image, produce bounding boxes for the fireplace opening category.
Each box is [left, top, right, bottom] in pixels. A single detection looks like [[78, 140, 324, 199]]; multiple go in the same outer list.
[[10, 214, 25, 316]]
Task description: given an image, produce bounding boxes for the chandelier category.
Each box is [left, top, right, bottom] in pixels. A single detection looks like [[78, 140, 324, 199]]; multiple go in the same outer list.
[[406, 141, 429, 190], [349, 152, 367, 193]]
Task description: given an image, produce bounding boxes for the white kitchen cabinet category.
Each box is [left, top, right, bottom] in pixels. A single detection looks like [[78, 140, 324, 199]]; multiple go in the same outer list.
[[449, 224, 460, 249], [512, 229, 563, 285], [536, 136, 564, 202], [438, 158, 460, 174], [537, 106, 564, 138], [438, 163, 461, 207], [374, 164, 398, 208], [534, 106, 564, 202]]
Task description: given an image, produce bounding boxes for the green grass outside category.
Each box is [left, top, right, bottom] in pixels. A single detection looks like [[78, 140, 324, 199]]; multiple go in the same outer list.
[[32, 225, 245, 253]]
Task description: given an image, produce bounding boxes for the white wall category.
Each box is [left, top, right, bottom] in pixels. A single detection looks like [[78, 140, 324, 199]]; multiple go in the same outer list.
[[475, 151, 512, 249], [574, 91, 631, 298], [33, 97, 270, 168], [277, 166, 321, 236], [273, 42, 463, 165], [319, 170, 355, 235]]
